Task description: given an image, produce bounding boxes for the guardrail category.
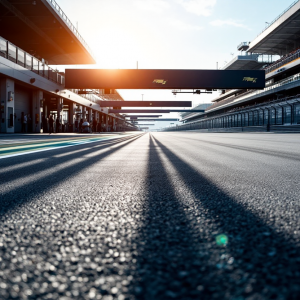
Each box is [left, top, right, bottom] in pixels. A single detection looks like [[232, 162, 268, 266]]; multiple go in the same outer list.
[[0, 36, 64, 85], [46, 0, 94, 59], [264, 51, 300, 74]]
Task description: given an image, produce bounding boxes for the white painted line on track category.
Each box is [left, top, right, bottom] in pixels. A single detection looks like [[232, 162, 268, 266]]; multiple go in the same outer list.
[[0, 147, 58, 159]]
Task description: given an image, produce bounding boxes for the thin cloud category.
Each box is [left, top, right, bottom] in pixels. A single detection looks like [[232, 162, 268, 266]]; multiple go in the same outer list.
[[210, 19, 251, 30], [134, 0, 170, 13], [177, 0, 217, 17], [169, 19, 203, 31]]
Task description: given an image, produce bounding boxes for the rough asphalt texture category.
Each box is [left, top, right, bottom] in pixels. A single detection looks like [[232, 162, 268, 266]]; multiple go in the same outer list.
[[0, 132, 299, 300]]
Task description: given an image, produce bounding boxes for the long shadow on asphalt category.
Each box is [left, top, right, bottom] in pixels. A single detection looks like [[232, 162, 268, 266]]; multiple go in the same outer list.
[[0, 134, 143, 218], [0, 135, 140, 184], [130, 134, 300, 300], [130, 135, 207, 300]]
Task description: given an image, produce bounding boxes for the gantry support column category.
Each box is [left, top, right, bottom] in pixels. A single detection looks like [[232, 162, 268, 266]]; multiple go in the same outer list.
[[106, 114, 109, 132], [32, 90, 43, 133], [95, 111, 99, 122], [69, 102, 76, 132], [43, 98, 48, 133], [57, 98, 62, 122], [94, 111, 99, 132], [113, 118, 116, 132], [88, 107, 92, 122], [82, 107, 87, 121], [99, 112, 103, 132], [0, 78, 15, 133]]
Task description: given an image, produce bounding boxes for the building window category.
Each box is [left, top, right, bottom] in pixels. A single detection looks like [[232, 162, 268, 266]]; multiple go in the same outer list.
[[293, 104, 300, 124], [276, 107, 283, 125], [244, 113, 249, 126], [8, 43, 17, 62], [32, 57, 39, 73], [0, 37, 7, 57], [271, 108, 276, 125], [264, 109, 269, 125], [283, 106, 291, 124], [253, 110, 259, 126], [259, 110, 264, 126], [17, 49, 25, 66], [238, 114, 241, 127], [249, 112, 253, 126], [25, 54, 32, 70]]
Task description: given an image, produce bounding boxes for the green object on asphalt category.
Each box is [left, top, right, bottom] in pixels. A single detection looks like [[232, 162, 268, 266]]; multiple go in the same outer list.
[[216, 234, 228, 246]]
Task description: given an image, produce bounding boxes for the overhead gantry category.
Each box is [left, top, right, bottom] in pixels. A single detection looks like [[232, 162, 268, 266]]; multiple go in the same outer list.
[[65, 69, 265, 90], [65, 69, 265, 125], [98, 101, 192, 107], [108, 109, 205, 113]]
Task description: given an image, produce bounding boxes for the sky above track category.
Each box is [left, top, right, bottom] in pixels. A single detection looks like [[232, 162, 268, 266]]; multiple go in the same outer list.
[[54, 0, 294, 129]]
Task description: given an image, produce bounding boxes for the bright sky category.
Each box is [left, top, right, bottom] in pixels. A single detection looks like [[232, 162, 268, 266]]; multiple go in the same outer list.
[[54, 0, 293, 129]]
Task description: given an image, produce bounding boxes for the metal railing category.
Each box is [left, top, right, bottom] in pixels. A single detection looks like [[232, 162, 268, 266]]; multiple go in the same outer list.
[[0, 36, 64, 85], [264, 50, 300, 74], [256, 0, 300, 38], [46, 0, 95, 59]]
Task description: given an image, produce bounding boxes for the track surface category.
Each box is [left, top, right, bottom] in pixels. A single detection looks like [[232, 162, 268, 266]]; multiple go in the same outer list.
[[0, 132, 299, 300]]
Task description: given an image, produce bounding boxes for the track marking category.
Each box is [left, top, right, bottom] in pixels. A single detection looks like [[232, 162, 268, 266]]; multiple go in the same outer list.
[[0, 134, 137, 159]]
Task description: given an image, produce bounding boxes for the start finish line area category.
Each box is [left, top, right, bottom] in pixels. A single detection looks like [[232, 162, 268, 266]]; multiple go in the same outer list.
[[0, 133, 140, 159]]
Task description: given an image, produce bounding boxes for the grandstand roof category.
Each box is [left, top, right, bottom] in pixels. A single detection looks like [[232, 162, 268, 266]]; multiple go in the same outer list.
[[0, 0, 95, 64], [248, 0, 300, 55], [222, 54, 266, 70]]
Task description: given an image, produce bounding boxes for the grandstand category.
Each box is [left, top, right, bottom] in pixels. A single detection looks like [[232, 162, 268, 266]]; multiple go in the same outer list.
[[165, 0, 300, 132]]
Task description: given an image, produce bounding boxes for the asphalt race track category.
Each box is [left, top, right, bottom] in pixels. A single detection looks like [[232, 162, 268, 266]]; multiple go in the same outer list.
[[0, 132, 299, 300]]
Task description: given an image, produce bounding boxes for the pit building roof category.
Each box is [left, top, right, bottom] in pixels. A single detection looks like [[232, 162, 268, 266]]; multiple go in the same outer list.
[[0, 0, 95, 64], [247, 0, 300, 55]]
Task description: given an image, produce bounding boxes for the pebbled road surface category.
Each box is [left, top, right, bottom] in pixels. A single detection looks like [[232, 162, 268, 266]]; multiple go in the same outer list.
[[0, 132, 299, 300]]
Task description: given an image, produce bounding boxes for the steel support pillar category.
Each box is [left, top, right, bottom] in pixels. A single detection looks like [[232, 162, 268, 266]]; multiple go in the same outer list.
[[32, 90, 43, 133], [0, 78, 14, 133], [69, 102, 76, 132], [82, 107, 87, 121]]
